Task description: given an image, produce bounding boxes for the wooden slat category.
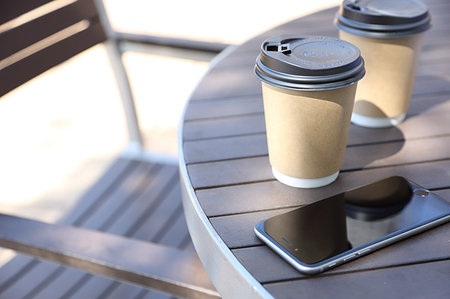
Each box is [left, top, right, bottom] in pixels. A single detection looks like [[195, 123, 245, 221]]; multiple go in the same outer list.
[[157, 208, 191, 248], [0, 214, 219, 299], [95, 166, 179, 235], [187, 134, 450, 189], [141, 290, 176, 299], [131, 180, 184, 240], [0, 161, 204, 299], [421, 43, 450, 63], [0, 161, 155, 298], [29, 267, 91, 299], [46, 167, 181, 299], [183, 134, 267, 164], [418, 59, 450, 75], [263, 260, 450, 299], [233, 246, 300, 284], [188, 2, 450, 103], [35, 202, 182, 298], [183, 106, 450, 164], [103, 283, 148, 299], [426, 0, 450, 7], [210, 208, 294, 249], [0, 158, 135, 295], [104, 282, 172, 299], [227, 0, 450, 55], [347, 98, 450, 145], [213, 39, 450, 71], [182, 95, 450, 146], [105, 268, 183, 299], [67, 276, 125, 299], [0, 19, 106, 97], [435, 189, 450, 200], [189, 67, 261, 101], [213, 35, 450, 72], [183, 96, 263, 121], [0, 0, 100, 60], [233, 222, 450, 283], [344, 135, 450, 170], [182, 91, 448, 123], [0, 0, 52, 23], [0, 256, 37, 292], [183, 114, 265, 141], [65, 183, 187, 299], [197, 160, 450, 217], [26, 164, 180, 299], [77, 160, 157, 230], [211, 206, 450, 252], [187, 156, 271, 189], [61, 157, 137, 225], [188, 68, 450, 104]]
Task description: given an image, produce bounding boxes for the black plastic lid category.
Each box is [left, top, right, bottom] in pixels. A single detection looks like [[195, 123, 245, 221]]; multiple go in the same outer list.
[[336, 0, 431, 38], [254, 35, 365, 91]]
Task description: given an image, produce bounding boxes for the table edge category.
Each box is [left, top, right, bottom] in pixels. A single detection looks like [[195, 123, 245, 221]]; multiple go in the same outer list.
[[178, 45, 274, 299]]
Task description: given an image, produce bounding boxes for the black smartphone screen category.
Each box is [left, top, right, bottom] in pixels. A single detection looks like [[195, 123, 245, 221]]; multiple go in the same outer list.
[[263, 176, 450, 265]]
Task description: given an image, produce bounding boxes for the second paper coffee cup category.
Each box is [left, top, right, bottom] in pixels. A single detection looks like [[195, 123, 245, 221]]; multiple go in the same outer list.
[[254, 35, 365, 188], [336, 0, 431, 128]]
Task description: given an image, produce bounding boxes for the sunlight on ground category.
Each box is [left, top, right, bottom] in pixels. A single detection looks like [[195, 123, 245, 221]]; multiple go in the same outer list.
[[0, 45, 125, 212], [105, 0, 341, 44], [121, 43, 214, 155]]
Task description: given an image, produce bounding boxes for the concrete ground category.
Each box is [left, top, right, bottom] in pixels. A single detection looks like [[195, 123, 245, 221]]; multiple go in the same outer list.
[[0, 0, 340, 265]]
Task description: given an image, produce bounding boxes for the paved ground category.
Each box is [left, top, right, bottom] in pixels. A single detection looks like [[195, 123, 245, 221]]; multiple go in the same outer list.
[[0, 0, 340, 265]]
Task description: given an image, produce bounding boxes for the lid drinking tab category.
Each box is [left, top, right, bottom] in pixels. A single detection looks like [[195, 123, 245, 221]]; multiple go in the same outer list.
[[254, 35, 365, 91], [335, 0, 431, 38]]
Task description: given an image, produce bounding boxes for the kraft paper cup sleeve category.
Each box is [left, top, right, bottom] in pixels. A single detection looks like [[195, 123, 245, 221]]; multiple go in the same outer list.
[[254, 35, 364, 188]]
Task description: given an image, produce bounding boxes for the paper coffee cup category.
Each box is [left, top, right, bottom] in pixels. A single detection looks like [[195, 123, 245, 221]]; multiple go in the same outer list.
[[254, 36, 365, 188], [335, 0, 431, 128]]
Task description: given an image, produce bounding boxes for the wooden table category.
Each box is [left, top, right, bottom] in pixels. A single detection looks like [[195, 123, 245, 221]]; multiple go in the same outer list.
[[179, 0, 450, 298]]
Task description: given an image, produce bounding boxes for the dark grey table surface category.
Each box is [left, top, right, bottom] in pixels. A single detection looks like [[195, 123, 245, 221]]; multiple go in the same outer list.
[[179, 0, 450, 297]]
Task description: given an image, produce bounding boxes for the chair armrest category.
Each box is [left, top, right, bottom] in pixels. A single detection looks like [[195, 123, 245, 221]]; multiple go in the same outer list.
[[0, 214, 219, 299], [113, 31, 229, 53]]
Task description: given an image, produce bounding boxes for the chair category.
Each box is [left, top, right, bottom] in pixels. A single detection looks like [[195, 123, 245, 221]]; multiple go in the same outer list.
[[0, 0, 219, 298]]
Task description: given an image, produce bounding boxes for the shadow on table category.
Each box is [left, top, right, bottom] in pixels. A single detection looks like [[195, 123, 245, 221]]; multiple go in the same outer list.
[[344, 124, 405, 171], [344, 73, 450, 170], [409, 75, 450, 116]]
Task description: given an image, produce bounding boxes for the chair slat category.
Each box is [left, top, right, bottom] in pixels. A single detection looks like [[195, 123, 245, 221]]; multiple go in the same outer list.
[[0, 214, 220, 299], [0, 0, 53, 24], [0, 19, 106, 97], [0, 0, 101, 61]]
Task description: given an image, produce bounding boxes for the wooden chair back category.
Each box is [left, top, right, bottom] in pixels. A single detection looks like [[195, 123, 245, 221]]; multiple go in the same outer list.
[[0, 0, 108, 97], [1, 0, 144, 148]]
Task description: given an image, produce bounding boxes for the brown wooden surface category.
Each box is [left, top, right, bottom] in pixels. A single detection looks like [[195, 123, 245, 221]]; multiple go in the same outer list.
[[181, 0, 450, 297], [0, 0, 54, 24], [0, 0, 107, 97], [0, 213, 217, 299], [0, 158, 197, 299]]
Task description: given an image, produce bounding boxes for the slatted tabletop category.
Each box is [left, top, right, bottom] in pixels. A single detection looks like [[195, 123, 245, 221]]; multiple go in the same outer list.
[[179, 0, 450, 298]]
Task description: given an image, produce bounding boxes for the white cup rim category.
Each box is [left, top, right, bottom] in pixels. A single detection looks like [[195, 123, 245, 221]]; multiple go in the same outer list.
[[351, 112, 406, 128], [272, 168, 339, 188]]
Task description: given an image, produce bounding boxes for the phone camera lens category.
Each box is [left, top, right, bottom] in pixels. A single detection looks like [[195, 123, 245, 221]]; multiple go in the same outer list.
[[413, 189, 429, 197]]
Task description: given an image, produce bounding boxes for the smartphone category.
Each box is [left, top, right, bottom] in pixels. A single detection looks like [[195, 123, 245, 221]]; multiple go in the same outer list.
[[254, 176, 450, 275]]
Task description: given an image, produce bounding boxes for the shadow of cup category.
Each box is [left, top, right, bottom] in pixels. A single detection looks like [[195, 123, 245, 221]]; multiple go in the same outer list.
[[345, 122, 405, 171], [353, 100, 389, 119]]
